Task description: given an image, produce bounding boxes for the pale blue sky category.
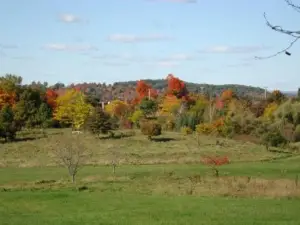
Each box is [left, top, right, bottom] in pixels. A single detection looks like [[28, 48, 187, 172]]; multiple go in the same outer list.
[[0, 0, 299, 90]]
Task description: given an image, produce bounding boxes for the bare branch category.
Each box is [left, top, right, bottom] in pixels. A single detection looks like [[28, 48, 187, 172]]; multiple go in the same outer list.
[[256, 2, 300, 60], [264, 13, 300, 37], [285, 0, 300, 13], [255, 37, 300, 59]]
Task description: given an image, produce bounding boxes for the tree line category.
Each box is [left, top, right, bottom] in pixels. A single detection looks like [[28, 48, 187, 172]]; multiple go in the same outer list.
[[0, 73, 300, 148]]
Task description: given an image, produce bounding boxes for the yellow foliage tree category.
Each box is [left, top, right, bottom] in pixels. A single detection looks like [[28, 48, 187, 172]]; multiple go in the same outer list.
[[105, 100, 130, 119], [54, 89, 93, 130], [263, 102, 278, 121], [159, 95, 181, 115]]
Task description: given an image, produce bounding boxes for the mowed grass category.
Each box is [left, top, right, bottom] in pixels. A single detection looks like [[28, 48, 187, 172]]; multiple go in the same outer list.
[[1, 191, 300, 225], [1, 129, 300, 224]]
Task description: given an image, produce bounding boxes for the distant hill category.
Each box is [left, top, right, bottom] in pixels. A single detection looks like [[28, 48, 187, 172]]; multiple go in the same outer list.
[[114, 79, 266, 99], [63, 79, 267, 103]]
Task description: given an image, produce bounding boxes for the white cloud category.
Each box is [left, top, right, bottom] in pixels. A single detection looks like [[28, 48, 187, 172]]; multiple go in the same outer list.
[[44, 44, 98, 52], [199, 45, 270, 54], [59, 14, 81, 23], [107, 34, 173, 43]]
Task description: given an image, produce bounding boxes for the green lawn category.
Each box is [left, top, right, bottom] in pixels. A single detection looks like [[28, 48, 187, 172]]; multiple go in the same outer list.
[[1, 129, 300, 224], [1, 191, 300, 225]]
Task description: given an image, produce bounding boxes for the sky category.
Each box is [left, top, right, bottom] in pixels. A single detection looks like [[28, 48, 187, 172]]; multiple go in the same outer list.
[[0, 0, 299, 91]]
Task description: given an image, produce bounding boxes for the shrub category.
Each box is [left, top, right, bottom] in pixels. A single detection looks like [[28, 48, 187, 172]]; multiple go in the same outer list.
[[201, 155, 230, 177], [166, 119, 175, 131], [220, 119, 235, 138], [196, 123, 216, 135], [294, 125, 300, 142], [130, 110, 143, 128], [140, 120, 162, 140], [181, 126, 193, 135], [261, 129, 287, 149]]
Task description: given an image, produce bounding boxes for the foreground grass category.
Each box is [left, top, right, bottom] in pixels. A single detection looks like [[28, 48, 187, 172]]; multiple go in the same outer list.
[[1, 129, 300, 224], [1, 190, 300, 225]]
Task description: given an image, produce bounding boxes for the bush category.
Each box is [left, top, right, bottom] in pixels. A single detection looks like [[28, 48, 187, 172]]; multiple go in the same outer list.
[[140, 120, 162, 140], [294, 125, 300, 142], [261, 129, 287, 149], [181, 126, 193, 135], [196, 123, 216, 135], [220, 119, 235, 138], [130, 110, 143, 128]]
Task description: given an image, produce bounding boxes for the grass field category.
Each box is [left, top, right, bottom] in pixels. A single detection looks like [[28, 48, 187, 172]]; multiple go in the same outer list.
[[1, 129, 300, 224]]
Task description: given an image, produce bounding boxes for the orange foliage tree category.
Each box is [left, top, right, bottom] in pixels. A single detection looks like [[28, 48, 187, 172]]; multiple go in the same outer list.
[[166, 74, 188, 99], [0, 89, 16, 109], [160, 95, 181, 115], [221, 89, 234, 101], [135, 80, 157, 103], [45, 89, 58, 110]]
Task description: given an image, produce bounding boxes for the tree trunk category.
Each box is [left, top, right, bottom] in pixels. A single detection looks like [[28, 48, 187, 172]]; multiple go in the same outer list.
[[112, 164, 116, 175], [72, 174, 75, 183]]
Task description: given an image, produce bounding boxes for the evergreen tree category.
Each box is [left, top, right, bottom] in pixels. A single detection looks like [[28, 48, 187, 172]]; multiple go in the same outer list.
[[0, 104, 19, 141], [85, 107, 117, 137]]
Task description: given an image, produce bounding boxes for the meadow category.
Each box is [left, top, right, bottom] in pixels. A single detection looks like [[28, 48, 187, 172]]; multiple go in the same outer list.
[[1, 129, 300, 225]]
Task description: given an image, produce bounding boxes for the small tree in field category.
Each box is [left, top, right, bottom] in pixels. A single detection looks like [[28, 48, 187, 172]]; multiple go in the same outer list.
[[140, 120, 162, 140], [51, 134, 89, 183], [201, 155, 229, 177], [85, 107, 117, 137]]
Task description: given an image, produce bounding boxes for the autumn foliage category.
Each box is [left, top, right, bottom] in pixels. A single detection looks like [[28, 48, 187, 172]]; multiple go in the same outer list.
[[221, 89, 234, 101], [202, 156, 230, 166], [45, 89, 58, 110], [0, 89, 16, 109], [135, 80, 158, 103], [166, 74, 188, 99]]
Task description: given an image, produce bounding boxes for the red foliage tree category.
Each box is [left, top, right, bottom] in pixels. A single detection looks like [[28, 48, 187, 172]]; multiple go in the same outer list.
[[215, 96, 224, 110], [46, 89, 58, 110], [135, 80, 157, 103], [166, 74, 188, 99], [201, 155, 229, 177]]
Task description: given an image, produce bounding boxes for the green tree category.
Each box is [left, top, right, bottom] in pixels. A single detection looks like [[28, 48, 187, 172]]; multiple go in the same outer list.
[[139, 98, 158, 118], [13, 88, 43, 128], [85, 107, 116, 137], [0, 74, 22, 92], [0, 104, 19, 141], [34, 103, 52, 128]]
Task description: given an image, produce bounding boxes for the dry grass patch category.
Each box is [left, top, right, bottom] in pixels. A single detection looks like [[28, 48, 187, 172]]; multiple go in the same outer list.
[[0, 129, 294, 168]]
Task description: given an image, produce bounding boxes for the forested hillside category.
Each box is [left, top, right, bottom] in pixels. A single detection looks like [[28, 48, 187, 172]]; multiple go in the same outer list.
[[45, 77, 267, 103]]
